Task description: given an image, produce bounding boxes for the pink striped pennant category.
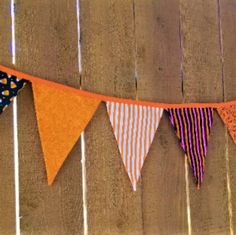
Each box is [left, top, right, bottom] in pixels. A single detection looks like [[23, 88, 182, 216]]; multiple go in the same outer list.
[[106, 101, 163, 191]]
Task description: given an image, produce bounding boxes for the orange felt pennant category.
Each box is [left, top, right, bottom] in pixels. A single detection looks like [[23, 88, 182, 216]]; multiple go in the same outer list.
[[32, 82, 100, 185], [218, 104, 236, 145]]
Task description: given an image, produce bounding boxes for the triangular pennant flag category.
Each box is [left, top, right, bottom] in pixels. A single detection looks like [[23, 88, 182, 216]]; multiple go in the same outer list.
[[0, 70, 27, 113], [32, 82, 101, 185], [167, 108, 214, 188], [218, 104, 236, 145], [106, 101, 163, 191]]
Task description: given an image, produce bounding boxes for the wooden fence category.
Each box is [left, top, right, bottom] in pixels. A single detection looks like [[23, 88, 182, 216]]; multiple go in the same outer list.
[[0, 0, 235, 234]]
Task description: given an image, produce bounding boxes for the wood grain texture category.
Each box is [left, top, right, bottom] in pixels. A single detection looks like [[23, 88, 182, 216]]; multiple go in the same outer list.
[[134, 1, 188, 234], [180, 1, 229, 234], [220, 0, 236, 233], [15, 1, 83, 234], [0, 1, 16, 234], [80, 1, 143, 234]]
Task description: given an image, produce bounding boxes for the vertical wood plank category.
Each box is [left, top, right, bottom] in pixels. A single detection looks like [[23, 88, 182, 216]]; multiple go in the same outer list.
[[134, 1, 188, 234], [219, 0, 236, 233], [0, 1, 16, 234], [180, 1, 229, 234], [15, 1, 83, 234], [80, 1, 143, 234]]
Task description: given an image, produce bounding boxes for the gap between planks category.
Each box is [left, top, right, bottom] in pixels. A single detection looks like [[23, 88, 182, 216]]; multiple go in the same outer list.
[[216, 1, 234, 234], [76, 1, 88, 235], [11, 0, 20, 235]]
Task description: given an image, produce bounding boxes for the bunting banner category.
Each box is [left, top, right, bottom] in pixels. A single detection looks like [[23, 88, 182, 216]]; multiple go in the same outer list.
[[106, 101, 163, 191], [217, 104, 236, 145], [0, 64, 235, 190], [32, 82, 101, 184], [167, 108, 214, 188], [0, 70, 27, 113]]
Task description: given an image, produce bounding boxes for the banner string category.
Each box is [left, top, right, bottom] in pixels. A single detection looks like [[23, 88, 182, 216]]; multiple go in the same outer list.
[[0, 64, 235, 109]]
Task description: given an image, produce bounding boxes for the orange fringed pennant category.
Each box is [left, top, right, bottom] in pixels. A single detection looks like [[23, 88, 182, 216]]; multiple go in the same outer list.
[[218, 104, 236, 145], [32, 82, 100, 185]]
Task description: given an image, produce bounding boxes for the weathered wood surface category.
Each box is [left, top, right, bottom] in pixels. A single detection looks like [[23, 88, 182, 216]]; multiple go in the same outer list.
[[220, 0, 236, 233], [0, 0, 235, 234], [16, 1, 83, 234], [80, 1, 143, 234], [0, 2, 16, 234], [180, 1, 229, 234], [135, 1, 188, 234]]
